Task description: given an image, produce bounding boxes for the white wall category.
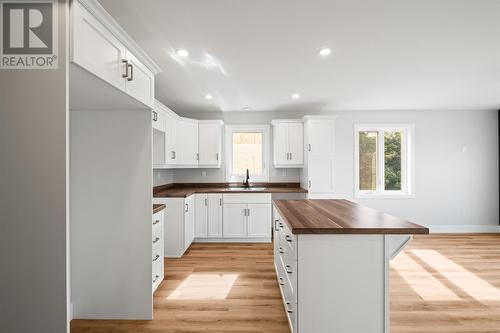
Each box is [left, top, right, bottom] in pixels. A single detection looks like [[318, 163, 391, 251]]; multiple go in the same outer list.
[[0, 1, 69, 332], [155, 109, 499, 231]]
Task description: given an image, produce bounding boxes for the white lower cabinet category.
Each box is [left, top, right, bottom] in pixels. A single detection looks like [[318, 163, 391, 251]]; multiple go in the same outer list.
[[195, 193, 223, 238], [153, 195, 194, 257], [247, 204, 272, 238], [222, 194, 271, 240], [152, 209, 164, 293], [222, 203, 248, 238]]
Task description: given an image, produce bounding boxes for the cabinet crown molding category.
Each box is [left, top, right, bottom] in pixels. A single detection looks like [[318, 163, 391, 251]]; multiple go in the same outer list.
[[76, 0, 162, 74], [271, 119, 304, 125]]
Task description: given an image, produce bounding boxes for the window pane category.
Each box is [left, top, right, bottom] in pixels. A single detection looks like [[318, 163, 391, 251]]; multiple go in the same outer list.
[[232, 133, 263, 176], [384, 131, 402, 191], [359, 131, 378, 191]]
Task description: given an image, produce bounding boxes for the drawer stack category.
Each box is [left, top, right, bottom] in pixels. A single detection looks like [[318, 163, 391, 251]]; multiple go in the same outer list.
[[152, 209, 164, 293], [273, 206, 297, 332]]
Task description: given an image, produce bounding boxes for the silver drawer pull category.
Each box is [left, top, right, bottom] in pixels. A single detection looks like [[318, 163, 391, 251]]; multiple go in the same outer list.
[[278, 277, 285, 286], [285, 302, 293, 314], [279, 247, 285, 254], [153, 254, 160, 262], [285, 234, 293, 242], [279, 222, 284, 229], [153, 237, 160, 244], [153, 219, 160, 225], [153, 274, 160, 283], [274, 219, 280, 231], [285, 265, 293, 274]]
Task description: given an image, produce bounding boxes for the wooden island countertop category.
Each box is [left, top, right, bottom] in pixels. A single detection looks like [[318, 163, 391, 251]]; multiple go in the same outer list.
[[153, 204, 166, 214], [273, 199, 429, 235]]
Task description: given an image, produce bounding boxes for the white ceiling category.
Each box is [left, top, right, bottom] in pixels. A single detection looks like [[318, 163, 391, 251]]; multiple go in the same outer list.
[[99, 0, 500, 113]]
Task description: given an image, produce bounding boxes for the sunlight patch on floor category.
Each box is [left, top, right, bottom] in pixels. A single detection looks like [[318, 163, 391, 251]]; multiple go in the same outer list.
[[391, 252, 460, 301], [167, 273, 238, 300], [411, 249, 500, 302]]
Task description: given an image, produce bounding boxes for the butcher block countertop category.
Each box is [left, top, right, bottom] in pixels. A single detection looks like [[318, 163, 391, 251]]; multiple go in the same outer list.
[[273, 199, 429, 235], [153, 183, 307, 198], [153, 204, 166, 214]]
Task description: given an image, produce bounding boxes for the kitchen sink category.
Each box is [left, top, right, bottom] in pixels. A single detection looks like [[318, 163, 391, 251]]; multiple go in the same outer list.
[[227, 187, 267, 191]]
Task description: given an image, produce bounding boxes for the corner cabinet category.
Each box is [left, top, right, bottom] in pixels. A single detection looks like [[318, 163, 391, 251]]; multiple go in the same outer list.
[[71, 0, 158, 108], [272, 120, 304, 168], [152, 100, 223, 169]]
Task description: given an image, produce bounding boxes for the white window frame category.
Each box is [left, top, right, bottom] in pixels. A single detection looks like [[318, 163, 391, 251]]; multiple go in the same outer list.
[[225, 125, 270, 182], [354, 124, 415, 198]]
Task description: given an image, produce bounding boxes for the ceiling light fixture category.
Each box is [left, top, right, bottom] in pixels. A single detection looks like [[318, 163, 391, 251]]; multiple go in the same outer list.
[[243, 106, 251, 111], [291, 93, 300, 99], [205, 94, 213, 100], [176, 49, 189, 57], [318, 48, 332, 56]]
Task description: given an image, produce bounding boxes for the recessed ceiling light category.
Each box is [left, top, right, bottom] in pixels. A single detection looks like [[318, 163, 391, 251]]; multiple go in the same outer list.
[[318, 48, 331, 56], [243, 106, 251, 111], [205, 94, 213, 100], [291, 93, 300, 99], [176, 49, 189, 57]]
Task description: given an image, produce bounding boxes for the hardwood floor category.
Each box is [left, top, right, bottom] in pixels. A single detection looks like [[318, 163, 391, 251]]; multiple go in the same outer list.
[[71, 234, 500, 333]]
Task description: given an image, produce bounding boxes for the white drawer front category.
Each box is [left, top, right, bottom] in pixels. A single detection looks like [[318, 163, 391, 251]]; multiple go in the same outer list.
[[223, 193, 271, 204]]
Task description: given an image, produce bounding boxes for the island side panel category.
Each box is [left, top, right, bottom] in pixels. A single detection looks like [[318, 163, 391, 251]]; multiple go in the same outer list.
[[297, 234, 387, 333]]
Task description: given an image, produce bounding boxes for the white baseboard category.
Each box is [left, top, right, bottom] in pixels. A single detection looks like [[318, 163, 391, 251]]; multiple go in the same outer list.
[[427, 225, 500, 233], [194, 238, 272, 243]]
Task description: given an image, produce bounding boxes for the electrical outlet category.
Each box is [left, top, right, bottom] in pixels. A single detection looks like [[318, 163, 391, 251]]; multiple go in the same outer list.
[[201, 171, 207, 177]]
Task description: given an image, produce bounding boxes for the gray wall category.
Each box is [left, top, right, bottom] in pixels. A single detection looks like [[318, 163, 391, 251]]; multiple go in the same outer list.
[[0, 1, 69, 332], [155, 109, 499, 230]]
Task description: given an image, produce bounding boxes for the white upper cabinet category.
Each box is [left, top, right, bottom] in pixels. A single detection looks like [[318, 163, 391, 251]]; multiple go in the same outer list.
[[152, 108, 166, 132], [71, 1, 159, 108], [198, 121, 223, 167], [176, 118, 199, 166], [272, 120, 304, 168], [124, 51, 155, 107]]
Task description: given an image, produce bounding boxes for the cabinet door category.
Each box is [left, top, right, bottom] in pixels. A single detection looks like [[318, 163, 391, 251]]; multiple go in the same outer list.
[[125, 51, 155, 107], [184, 196, 195, 250], [288, 122, 304, 165], [308, 157, 334, 194], [207, 194, 223, 238], [308, 121, 335, 157], [72, 2, 126, 91], [194, 194, 208, 238], [199, 123, 221, 166], [176, 119, 199, 166], [223, 204, 247, 238], [247, 204, 271, 238], [165, 112, 177, 165], [273, 123, 289, 166]]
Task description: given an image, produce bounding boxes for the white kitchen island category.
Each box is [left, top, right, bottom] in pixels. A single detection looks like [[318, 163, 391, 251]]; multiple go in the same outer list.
[[273, 199, 429, 333]]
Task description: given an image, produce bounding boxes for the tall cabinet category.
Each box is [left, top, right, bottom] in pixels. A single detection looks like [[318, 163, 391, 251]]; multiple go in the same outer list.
[[300, 116, 336, 199]]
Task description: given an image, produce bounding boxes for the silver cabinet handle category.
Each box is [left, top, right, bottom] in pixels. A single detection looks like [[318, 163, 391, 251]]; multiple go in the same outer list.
[[153, 219, 160, 225], [185, 203, 188, 212], [285, 302, 293, 314], [286, 152, 289, 160], [122, 59, 129, 78], [196, 153, 199, 161], [152, 111, 158, 122], [153, 274, 160, 283], [279, 246, 285, 254], [127, 63, 133, 81], [219, 197, 222, 206], [247, 208, 250, 216], [243, 208, 247, 216], [274, 219, 280, 231], [278, 277, 285, 286], [153, 254, 160, 262], [285, 234, 293, 242], [285, 265, 293, 274], [278, 222, 284, 229], [204, 198, 208, 206], [216, 153, 219, 161], [308, 180, 311, 188], [153, 237, 160, 244], [308, 143, 311, 152]]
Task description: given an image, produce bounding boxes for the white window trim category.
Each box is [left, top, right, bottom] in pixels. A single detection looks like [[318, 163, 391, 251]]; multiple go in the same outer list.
[[354, 124, 415, 199], [225, 124, 270, 182]]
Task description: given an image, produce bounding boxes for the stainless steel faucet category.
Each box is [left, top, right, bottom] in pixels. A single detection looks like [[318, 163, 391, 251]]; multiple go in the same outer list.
[[243, 168, 250, 186]]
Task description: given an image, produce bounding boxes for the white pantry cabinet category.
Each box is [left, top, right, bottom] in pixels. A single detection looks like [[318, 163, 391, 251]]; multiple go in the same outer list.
[[300, 116, 336, 198], [71, 0, 156, 108], [195, 193, 223, 238], [153, 195, 194, 257], [222, 194, 272, 240], [198, 121, 223, 167], [272, 120, 304, 167]]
